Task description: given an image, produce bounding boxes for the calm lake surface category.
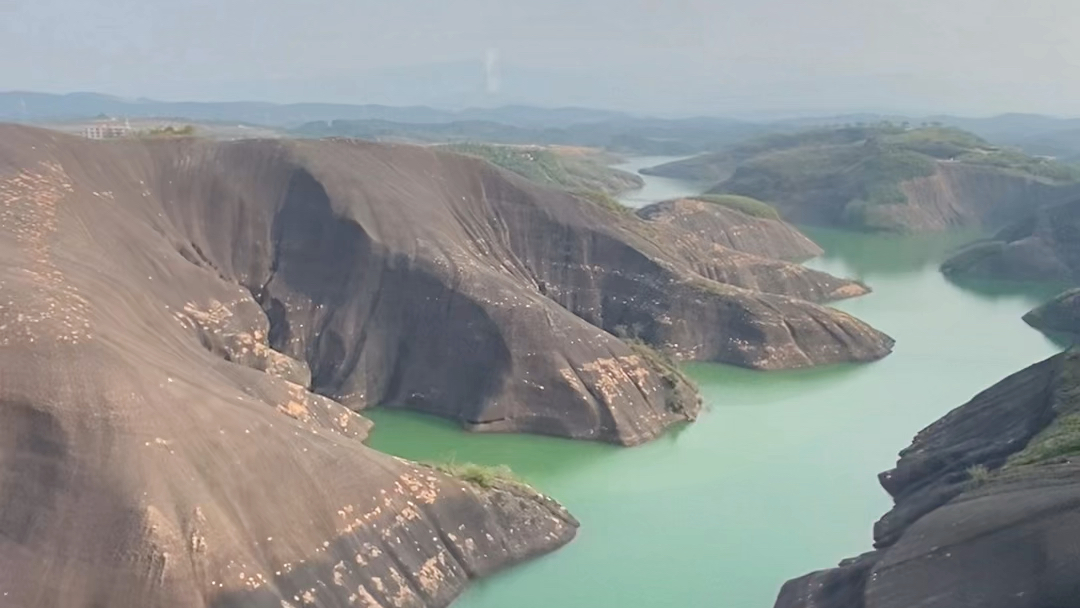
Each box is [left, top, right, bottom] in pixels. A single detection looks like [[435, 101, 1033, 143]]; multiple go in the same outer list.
[[365, 162, 1066, 608], [612, 155, 709, 207]]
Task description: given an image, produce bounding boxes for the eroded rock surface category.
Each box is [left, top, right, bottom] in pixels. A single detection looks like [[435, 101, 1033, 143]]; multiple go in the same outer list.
[[775, 350, 1080, 608], [0, 124, 893, 606]]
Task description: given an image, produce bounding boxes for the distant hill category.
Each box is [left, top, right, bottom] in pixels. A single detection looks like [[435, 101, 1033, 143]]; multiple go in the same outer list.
[[772, 112, 1080, 160], [0, 91, 631, 129], [295, 116, 769, 155], [15, 90, 1080, 160], [646, 125, 1080, 231]]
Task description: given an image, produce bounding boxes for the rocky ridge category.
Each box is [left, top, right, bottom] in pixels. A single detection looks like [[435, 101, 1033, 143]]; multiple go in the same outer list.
[[0, 124, 894, 607]]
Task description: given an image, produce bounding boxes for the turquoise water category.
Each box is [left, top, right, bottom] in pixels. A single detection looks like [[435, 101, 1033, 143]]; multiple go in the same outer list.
[[364, 190, 1065, 608]]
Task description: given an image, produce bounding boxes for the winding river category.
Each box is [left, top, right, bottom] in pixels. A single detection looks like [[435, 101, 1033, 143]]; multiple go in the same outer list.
[[364, 161, 1066, 608]]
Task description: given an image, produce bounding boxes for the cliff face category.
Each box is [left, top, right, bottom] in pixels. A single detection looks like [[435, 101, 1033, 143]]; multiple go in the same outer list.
[[0, 124, 893, 606], [891, 163, 1078, 232], [942, 198, 1080, 283], [775, 350, 1080, 608], [719, 161, 1080, 233]]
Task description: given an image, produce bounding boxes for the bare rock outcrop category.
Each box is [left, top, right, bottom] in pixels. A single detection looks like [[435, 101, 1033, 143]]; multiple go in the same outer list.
[[0, 124, 894, 607]]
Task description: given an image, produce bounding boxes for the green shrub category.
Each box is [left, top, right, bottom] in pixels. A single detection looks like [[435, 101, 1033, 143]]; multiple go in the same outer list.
[[428, 462, 521, 489], [690, 194, 781, 220], [966, 464, 993, 488], [621, 338, 698, 414], [140, 125, 196, 137], [575, 189, 632, 215]]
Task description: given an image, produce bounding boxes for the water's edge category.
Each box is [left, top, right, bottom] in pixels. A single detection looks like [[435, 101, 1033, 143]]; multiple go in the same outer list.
[[365, 162, 1064, 608]]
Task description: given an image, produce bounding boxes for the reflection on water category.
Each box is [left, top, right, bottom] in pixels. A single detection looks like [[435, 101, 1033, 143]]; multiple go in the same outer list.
[[801, 226, 986, 279], [943, 274, 1070, 303], [364, 218, 1066, 608]]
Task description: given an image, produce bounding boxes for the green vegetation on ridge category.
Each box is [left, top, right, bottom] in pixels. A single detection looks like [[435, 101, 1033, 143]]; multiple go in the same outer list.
[[427, 461, 523, 489], [689, 194, 781, 220], [139, 125, 197, 138], [692, 124, 1080, 231], [1006, 351, 1080, 467], [441, 142, 644, 196]]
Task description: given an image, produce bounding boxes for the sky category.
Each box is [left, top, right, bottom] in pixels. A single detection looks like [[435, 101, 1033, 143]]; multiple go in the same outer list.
[[3, 0, 1080, 116]]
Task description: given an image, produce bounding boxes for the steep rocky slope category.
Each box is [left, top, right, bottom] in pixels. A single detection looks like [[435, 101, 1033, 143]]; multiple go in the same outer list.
[[633, 198, 868, 304], [775, 350, 1080, 608], [637, 197, 823, 262], [942, 198, 1080, 283], [0, 124, 893, 606], [0, 126, 581, 608]]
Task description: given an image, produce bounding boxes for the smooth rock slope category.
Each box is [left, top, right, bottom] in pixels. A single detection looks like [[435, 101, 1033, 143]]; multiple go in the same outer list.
[[637, 197, 823, 262], [0, 124, 891, 606]]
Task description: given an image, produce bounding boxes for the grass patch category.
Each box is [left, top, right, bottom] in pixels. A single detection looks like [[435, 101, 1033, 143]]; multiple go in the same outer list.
[[1007, 352, 1080, 467], [1007, 413, 1080, 466], [139, 125, 196, 138], [575, 189, 633, 215], [690, 194, 781, 220], [427, 461, 522, 489], [442, 142, 642, 195], [966, 464, 993, 488]]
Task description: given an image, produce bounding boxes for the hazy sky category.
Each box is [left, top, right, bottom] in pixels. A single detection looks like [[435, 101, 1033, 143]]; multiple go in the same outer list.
[[3, 0, 1080, 115]]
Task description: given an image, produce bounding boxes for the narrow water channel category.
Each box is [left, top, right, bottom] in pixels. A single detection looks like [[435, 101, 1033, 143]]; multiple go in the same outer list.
[[364, 163, 1065, 608], [611, 155, 709, 207]]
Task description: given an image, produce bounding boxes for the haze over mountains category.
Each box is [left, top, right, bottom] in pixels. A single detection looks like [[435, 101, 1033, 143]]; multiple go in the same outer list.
[[11, 91, 1080, 162]]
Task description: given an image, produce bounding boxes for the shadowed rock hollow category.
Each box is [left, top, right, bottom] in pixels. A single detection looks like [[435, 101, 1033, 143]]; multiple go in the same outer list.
[[775, 350, 1080, 608], [0, 124, 891, 607]]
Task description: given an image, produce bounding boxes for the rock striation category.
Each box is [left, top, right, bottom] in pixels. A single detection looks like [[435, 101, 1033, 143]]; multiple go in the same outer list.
[[0, 124, 893, 606]]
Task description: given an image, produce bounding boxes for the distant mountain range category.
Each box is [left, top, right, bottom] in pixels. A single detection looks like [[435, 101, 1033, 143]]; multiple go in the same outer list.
[[294, 116, 770, 155], [6, 91, 1080, 159], [0, 91, 632, 128]]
